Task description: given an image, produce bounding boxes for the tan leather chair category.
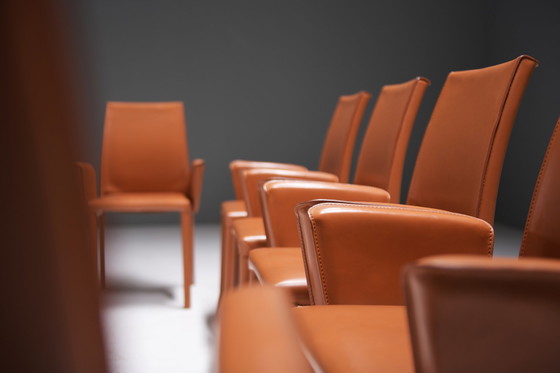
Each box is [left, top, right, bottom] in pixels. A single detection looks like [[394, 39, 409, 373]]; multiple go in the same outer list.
[[219, 92, 371, 298], [230, 170, 340, 287], [228, 78, 429, 293], [249, 181, 392, 304], [85, 102, 205, 308], [520, 117, 560, 258], [249, 56, 538, 304]]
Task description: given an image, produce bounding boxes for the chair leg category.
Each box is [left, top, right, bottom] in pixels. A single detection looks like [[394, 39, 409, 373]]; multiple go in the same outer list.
[[249, 270, 259, 285], [181, 210, 193, 308], [99, 214, 106, 288], [220, 216, 233, 296]]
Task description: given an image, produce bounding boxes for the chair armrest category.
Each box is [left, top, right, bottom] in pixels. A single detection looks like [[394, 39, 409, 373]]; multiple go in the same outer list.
[[241, 169, 339, 217], [296, 200, 494, 305], [261, 181, 390, 247], [229, 160, 308, 200], [74, 162, 97, 201], [216, 285, 312, 373], [188, 158, 205, 213]]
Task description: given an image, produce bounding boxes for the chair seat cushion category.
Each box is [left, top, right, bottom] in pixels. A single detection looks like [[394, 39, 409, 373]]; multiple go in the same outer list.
[[232, 218, 267, 257], [293, 305, 413, 373], [90, 193, 191, 212], [249, 247, 309, 305]]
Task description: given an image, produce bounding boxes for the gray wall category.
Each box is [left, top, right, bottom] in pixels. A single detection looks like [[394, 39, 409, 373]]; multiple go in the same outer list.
[[76, 0, 559, 227]]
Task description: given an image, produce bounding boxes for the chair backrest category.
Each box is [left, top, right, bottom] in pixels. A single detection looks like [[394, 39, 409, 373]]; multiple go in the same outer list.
[[407, 56, 538, 224], [354, 77, 429, 202], [318, 91, 371, 182], [404, 255, 560, 373], [296, 200, 493, 305], [520, 118, 560, 258], [262, 180, 390, 247], [100, 101, 190, 195]]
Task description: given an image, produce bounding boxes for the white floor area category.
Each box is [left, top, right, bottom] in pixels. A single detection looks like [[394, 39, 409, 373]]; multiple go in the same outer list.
[[101, 222, 523, 373], [102, 224, 221, 373]]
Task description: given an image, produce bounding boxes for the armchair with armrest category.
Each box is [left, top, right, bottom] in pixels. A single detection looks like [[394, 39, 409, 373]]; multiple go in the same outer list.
[[248, 56, 539, 304]]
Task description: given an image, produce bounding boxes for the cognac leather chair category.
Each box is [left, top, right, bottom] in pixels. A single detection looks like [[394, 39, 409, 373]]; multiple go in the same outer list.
[[85, 102, 205, 308], [249, 55, 538, 304], [228, 78, 429, 293], [229, 170, 340, 287]]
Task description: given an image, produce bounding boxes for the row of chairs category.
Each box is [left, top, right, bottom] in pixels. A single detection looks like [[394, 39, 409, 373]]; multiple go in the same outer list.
[[215, 55, 560, 371], [218, 55, 538, 305]]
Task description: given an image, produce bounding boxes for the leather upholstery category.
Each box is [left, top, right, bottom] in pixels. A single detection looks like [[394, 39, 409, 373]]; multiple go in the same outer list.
[[90, 193, 191, 212], [249, 247, 308, 304], [100, 102, 191, 194], [249, 57, 537, 304], [405, 255, 560, 373], [247, 181, 390, 302], [241, 169, 339, 217], [353, 77, 429, 202], [218, 257, 560, 373], [261, 180, 390, 247], [217, 286, 312, 373], [317, 91, 372, 183], [232, 217, 267, 284], [520, 117, 560, 258], [293, 305, 413, 373], [407, 56, 538, 224], [246, 77, 430, 296], [220, 200, 248, 295], [229, 160, 307, 200], [89, 102, 204, 308], [229, 170, 341, 286], [296, 200, 493, 305]]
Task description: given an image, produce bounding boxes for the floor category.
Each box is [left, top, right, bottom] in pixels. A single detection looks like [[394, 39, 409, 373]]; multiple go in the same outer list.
[[101, 222, 523, 373], [103, 224, 221, 373]]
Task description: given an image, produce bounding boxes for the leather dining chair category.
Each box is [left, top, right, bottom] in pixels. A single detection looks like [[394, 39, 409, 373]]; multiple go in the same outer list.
[[225, 169, 340, 290], [219, 92, 371, 297], [248, 55, 538, 304], [84, 102, 205, 308], [228, 78, 429, 292]]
